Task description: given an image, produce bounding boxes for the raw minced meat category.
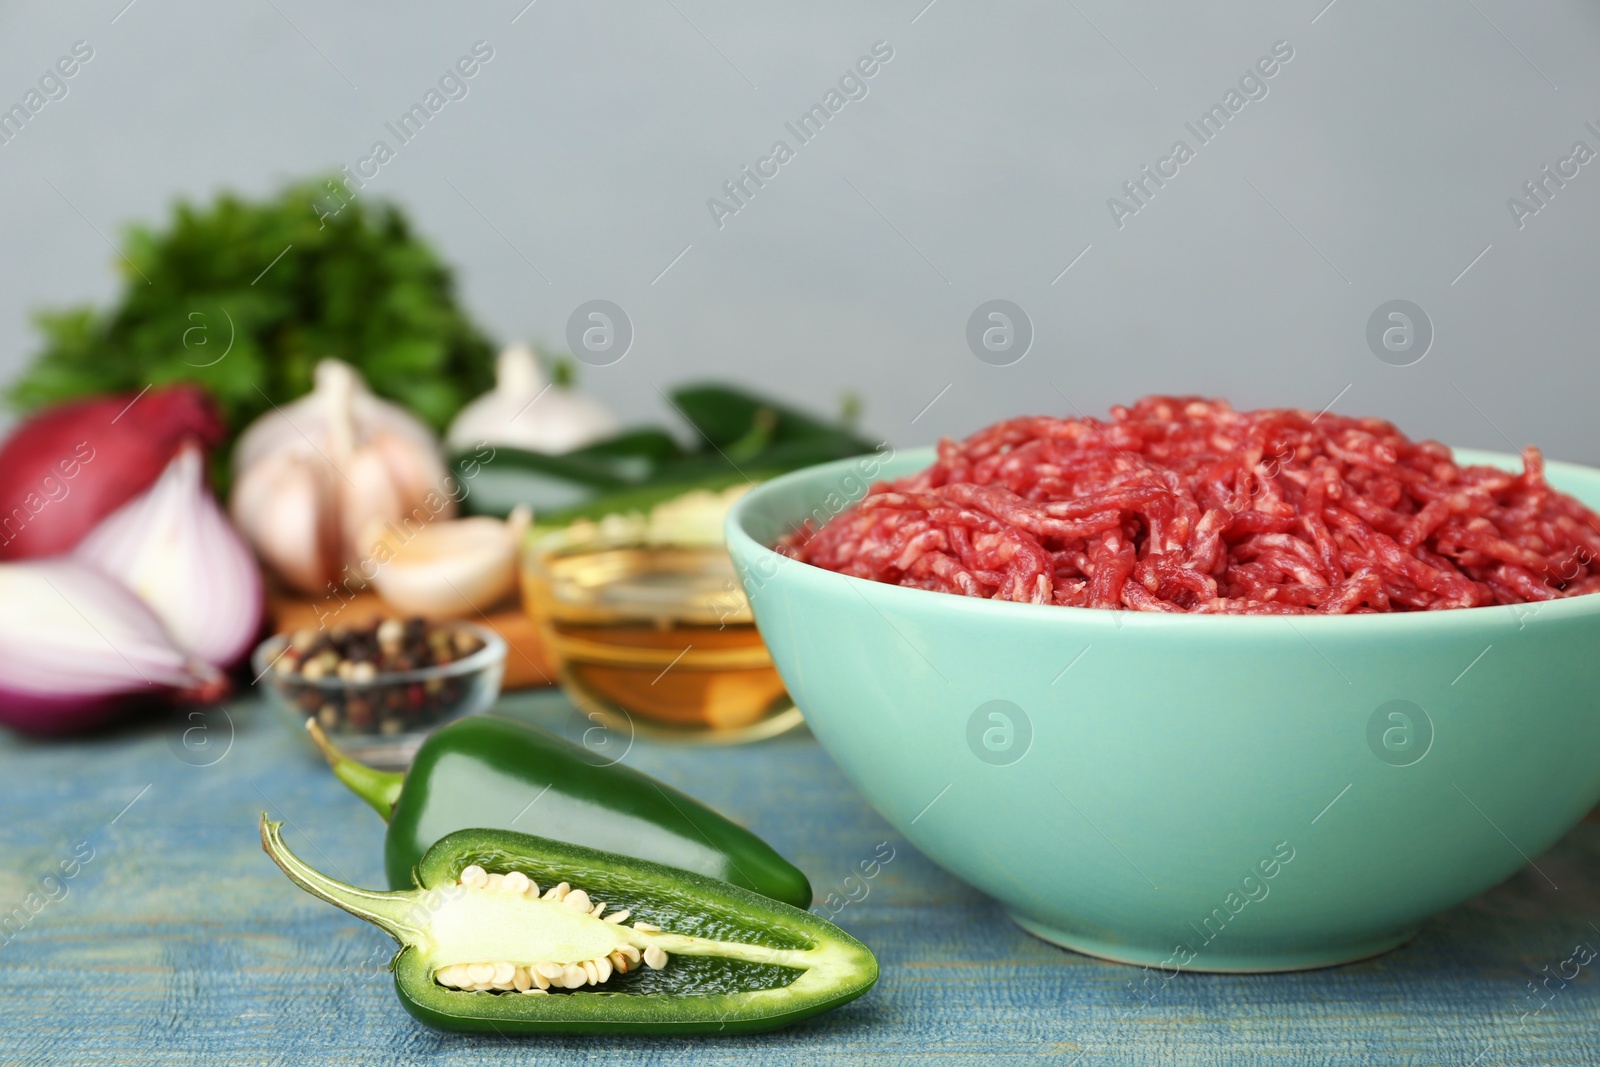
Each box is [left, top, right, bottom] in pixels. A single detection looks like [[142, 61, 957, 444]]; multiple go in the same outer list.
[[784, 396, 1600, 614]]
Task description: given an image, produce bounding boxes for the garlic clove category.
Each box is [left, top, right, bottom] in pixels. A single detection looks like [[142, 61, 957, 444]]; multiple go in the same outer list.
[[373, 430, 456, 529], [229, 453, 339, 597], [366, 510, 526, 618], [340, 444, 406, 567]]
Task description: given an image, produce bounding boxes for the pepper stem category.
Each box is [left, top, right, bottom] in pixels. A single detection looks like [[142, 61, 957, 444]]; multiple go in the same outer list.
[[306, 720, 405, 819], [260, 815, 426, 944]]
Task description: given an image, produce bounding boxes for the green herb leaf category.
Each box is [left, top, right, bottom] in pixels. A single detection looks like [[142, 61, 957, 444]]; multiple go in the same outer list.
[[8, 176, 496, 464]]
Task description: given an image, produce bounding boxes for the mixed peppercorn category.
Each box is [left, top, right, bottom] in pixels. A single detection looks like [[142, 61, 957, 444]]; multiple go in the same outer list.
[[269, 618, 488, 735]]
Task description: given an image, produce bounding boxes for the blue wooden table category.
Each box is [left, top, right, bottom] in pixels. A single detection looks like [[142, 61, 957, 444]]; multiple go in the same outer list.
[[3, 690, 1598, 1065]]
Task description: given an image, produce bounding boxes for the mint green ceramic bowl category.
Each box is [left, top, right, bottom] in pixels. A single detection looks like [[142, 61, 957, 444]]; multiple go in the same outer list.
[[726, 447, 1600, 972]]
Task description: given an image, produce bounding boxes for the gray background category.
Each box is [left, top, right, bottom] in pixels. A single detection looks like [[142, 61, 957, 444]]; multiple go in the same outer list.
[[0, 0, 1596, 460]]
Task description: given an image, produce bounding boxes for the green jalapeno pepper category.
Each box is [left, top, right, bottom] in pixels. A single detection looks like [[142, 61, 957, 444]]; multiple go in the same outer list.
[[308, 716, 814, 909], [261, 817, 877, 1035]]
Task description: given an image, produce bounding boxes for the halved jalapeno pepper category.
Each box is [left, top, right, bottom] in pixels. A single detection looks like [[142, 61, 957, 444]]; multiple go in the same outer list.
[[261, 816, 878, 1035]]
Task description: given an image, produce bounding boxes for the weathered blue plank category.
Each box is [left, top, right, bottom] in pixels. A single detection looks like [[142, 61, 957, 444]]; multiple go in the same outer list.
[[1, 691, 1597, 1065]]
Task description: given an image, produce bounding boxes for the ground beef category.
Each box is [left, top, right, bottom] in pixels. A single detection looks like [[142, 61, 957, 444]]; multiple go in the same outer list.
[[784, 396, 1600, 614]]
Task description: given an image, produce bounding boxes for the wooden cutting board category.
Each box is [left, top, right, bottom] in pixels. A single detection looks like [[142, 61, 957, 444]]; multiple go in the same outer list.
[[266, 590, 557, 689]]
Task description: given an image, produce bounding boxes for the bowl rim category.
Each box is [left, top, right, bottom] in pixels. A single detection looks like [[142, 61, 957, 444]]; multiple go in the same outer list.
[[250, 620, 508, 689], [725, 445, 1600, 631]]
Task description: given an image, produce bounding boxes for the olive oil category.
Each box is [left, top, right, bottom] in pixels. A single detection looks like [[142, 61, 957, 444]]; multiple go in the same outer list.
[[523, 540, 797, 737]]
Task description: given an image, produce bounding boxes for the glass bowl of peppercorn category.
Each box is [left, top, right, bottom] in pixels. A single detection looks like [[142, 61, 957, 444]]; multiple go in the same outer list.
[[253, 618, 507, 768]]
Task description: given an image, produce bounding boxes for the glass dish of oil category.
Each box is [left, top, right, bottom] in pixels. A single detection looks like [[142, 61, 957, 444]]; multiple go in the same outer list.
[[522, 533, 803, 744]]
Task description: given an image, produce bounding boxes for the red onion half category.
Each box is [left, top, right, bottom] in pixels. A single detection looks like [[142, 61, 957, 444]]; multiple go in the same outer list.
[[0, 559, 223, 735], [75, 442, 264, 670], [0, 385, 224, 561]]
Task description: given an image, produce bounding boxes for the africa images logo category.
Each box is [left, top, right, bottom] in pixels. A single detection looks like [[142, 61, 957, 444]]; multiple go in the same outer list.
[[313, 41, 496, 221], [706, 41, 895, 230], [1105, 41, 1294, 229], [0, 41, 94, 148]]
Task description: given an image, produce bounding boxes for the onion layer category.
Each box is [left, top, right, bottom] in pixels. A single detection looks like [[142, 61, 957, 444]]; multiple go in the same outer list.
[[75, 442, 264, 670], [0, 559, 222, 735], [0, 385, 224, 560]]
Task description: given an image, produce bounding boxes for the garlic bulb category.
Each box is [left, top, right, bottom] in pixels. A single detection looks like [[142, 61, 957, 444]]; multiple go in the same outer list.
[[365, 506, 530, 618], [445, 344, 619, 454], [76, 442, 264, 669], [230, 359, 457, 596]]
